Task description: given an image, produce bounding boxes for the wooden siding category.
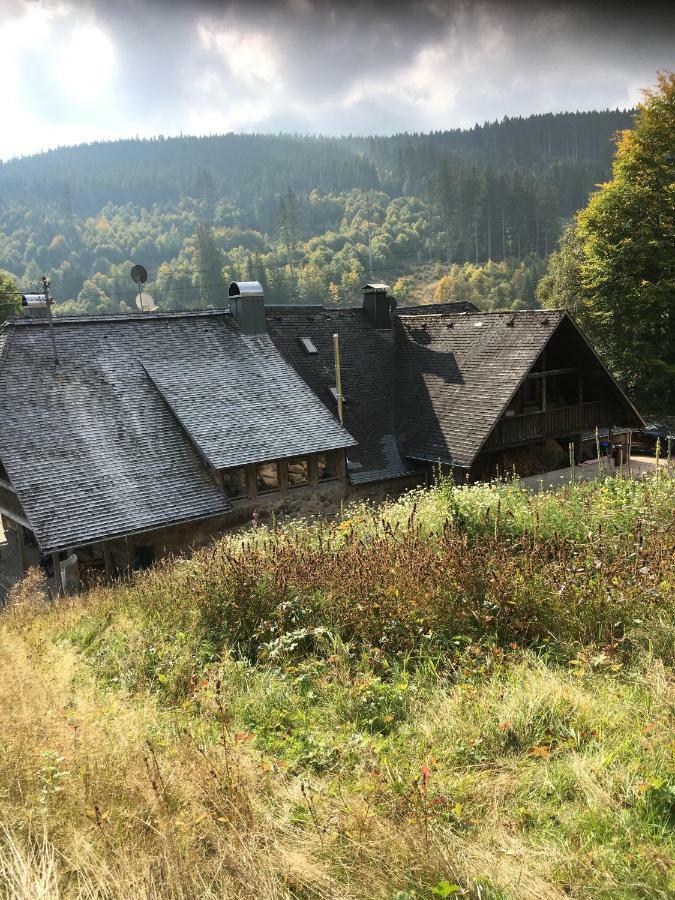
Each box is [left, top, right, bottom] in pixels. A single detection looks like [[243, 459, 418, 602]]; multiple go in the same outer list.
[[483, 401, 614, 450]]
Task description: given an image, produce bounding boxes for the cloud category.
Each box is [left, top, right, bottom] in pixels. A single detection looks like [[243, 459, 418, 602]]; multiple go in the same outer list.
[[0, 0, 672, 159]]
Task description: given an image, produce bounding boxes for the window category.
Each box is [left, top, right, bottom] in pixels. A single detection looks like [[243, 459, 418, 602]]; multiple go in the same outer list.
[[317, 451, 337, 481], [223, 467, 247, 499], [256, 461, 279, 494], [287, 456, 309, 488], [522, 378, 541, 412], [299, 337, 318, 354]]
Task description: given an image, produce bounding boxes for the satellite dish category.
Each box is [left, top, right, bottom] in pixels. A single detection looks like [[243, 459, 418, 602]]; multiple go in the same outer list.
[[135, 292, 158, 313], [131, 264, 148, 285]]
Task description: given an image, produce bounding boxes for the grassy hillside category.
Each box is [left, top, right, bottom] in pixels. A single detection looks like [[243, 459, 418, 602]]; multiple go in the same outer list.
[[1, 472, 673, 898]]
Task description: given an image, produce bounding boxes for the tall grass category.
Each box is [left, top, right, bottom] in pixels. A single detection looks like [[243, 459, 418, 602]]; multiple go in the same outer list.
[[1, 472, 673, 898], [57, 472, 675, 700]]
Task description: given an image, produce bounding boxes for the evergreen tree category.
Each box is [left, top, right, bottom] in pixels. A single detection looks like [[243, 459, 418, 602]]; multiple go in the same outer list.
[[279, 186, 301, 290], [193, 223, 226, 308]]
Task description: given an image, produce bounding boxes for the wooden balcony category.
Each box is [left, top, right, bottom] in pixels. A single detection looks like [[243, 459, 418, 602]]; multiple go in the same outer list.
[[483, 401, 614, 450]]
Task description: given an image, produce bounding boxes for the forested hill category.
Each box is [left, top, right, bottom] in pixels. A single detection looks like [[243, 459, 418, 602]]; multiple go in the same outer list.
[[0, 108, 634, 315], [1, 110, 632, 213]]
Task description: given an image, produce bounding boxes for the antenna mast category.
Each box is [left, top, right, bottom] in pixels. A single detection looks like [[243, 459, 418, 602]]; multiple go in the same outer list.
[[333, 332, 344, 425], [41, 276, 58, 365]]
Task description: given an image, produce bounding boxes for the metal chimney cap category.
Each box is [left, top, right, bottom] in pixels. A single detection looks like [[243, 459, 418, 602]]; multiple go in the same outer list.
[[21, 294, 48, 306], [362, 282, 389, 293], [229, 281, 264, 298]]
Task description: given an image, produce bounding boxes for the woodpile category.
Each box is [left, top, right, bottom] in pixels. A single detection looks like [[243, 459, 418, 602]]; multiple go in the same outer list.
[[256, 462, 279, 491], [287, 459, 309, 486]]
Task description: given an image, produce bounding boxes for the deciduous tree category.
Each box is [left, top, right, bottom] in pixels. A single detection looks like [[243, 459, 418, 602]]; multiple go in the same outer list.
[[576, 72, 675, 405]]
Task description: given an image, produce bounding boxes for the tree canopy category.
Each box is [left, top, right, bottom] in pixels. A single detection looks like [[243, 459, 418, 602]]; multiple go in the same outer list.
[[0, 109, 633, 315], [566, 73, 674, 408], [0, 269, 19, 323]]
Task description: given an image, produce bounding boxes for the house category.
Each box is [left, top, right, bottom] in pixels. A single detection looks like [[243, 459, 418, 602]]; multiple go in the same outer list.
[[0, 281, 643, 594]]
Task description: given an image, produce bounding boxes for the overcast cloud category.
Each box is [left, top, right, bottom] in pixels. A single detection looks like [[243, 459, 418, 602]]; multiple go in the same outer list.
[[0, 0, 673, 160]]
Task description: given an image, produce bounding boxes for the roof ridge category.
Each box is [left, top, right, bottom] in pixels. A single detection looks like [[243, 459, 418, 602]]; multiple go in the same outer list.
[[396, 308, 565, 319], [7, 309, 233, 327]]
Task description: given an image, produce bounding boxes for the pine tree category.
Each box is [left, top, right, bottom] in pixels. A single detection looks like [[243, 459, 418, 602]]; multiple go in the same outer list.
[[279, 187, 301, 292], [194, 224, 225, 308]]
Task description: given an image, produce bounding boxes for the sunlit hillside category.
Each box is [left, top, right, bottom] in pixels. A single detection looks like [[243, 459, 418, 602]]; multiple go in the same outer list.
[[1, 471, 673, 898]]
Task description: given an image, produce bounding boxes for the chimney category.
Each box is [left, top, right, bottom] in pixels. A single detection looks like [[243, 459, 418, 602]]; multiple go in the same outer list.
[[229, 281, 266, 334], [21, 293, 50, 319], [362, 283, 395, 328]]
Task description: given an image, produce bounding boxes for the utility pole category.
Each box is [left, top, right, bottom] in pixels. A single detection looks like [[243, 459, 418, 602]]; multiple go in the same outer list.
[[41, 276, 58, 366]]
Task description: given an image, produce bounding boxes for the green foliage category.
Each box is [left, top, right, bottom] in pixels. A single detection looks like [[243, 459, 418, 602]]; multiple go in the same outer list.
[[3, 470, 675, 897], [0, 269, 19, 322], [65, 472, 675, 705], [536, 221, 585, 311], [0, 110, 634, 319], [556, 73, 675, 407], [434, 256, 547, 310]]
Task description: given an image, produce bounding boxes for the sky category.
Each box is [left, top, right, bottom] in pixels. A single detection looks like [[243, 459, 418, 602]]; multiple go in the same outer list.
[[0, 0, 673, 161]]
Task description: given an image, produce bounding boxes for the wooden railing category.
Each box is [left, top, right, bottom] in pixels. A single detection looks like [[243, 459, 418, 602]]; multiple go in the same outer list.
[[484, 401, 613, 450]]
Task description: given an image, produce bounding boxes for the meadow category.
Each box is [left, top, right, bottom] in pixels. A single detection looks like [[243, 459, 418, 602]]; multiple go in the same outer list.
[[0, 471, 673, 899]]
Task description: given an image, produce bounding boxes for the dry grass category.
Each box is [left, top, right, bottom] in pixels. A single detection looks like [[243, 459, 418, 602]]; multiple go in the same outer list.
[[0, 473, 673, 898]]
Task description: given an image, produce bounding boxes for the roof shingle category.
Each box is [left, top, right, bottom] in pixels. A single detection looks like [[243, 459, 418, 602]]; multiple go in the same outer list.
[[266, 307, 419, 483], [0, 310, 353, 552], [394, 310, 565, 467]]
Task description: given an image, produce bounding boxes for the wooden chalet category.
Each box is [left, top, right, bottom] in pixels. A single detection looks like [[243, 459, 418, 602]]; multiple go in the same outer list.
[[0, 282, 643, 595]]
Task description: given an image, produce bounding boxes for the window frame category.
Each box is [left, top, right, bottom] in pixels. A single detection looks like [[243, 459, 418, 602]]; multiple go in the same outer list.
[[222, 466, 249, 500], [255, 460, 281, 495], [315, 450, 338, 483], [286, 455, 310, 489]]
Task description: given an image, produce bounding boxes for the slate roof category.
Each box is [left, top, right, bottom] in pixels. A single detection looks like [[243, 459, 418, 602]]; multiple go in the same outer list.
[[0, 310, 353, 553], [394, 309, 566, 467], [397, 301, 478, 315], [266, 307, 420, 483], [140, 325, 354, 469]]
